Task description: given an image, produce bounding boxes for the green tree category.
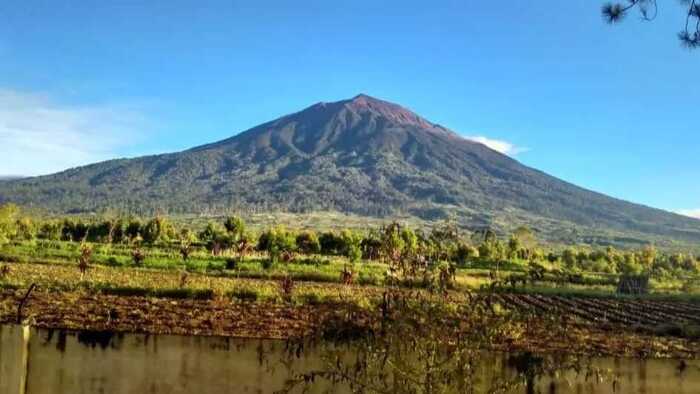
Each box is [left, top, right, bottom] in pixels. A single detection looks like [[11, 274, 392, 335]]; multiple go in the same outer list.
[[261, 226, 296, 265], [199, 222, 225, 244], [15, 217, 35, 241], [619, 253, 643, 275], [380, 222, 405, 264], [296, 231, 321, 254], [38, 222, 62, 241], [454, 243, 479, 267], [142, 217, 168, 244], [639, 245, 657, 271], [319, 232, 344, 255], [507, 235, 521, 260], [0, 203, 19, 244], [562, 249, 578, 270], [341, 230, 363, 263], [224, 216, 246, 238], [125, 220, 142, 242]]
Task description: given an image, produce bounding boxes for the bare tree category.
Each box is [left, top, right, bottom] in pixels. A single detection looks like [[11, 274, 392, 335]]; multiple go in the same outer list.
[[602, 0, 700, 48]]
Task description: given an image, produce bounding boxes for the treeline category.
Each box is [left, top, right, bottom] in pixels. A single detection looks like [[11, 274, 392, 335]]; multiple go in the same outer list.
[[1, 203, 698, 278]]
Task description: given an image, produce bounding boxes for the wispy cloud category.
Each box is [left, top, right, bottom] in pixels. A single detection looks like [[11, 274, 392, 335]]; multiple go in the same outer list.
[[677, 209, 700, 219], [0, 89, 150, 176], [464, 135, 528, 156]]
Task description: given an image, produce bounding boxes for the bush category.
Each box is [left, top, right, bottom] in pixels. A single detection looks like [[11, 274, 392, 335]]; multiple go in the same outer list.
[[319, 232, 344, 255], [0, 204, 19, 245], [224, 216, 246, 237], [261, 258, 274, 270], [259, 227, 296, 264], [454, 243, 479, 267], [37, 222, 62, 241], [229, 288, 259, 302], [125, 220, 142, 241], [296, 231, 321, 254], [142, 217, 175, 244], [225, 258, 238, 270], [341, 230, 363, 263]]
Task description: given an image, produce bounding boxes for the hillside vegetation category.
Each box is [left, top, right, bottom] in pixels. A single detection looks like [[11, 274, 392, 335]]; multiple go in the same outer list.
[[1, 95, 699, 244]]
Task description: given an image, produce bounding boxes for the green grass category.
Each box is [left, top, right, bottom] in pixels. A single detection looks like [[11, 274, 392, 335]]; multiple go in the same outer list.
[[2, 239, 699, 300]]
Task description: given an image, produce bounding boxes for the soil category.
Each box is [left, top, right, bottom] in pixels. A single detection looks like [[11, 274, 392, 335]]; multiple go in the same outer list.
[[1, 288, 699, 359]]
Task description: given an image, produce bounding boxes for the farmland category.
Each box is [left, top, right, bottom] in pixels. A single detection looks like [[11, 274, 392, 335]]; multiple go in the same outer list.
[[1, 209, 700, 360]]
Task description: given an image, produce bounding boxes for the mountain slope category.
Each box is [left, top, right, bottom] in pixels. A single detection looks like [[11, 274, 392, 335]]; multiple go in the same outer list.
[[1, 94, 698, 242]]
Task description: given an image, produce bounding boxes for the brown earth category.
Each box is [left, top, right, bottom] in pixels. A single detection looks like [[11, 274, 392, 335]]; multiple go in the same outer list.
[[1, 288, 698, 359]]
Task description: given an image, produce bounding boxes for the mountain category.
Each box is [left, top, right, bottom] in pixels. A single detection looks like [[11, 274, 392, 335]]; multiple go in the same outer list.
[[1, 94, 699, 243]]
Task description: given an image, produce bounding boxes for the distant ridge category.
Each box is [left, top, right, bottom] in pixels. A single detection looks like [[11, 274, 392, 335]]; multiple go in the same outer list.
[[1, 94, 698, 243]]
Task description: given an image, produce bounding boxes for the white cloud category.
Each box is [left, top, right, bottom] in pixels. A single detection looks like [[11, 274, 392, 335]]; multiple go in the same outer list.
[[677, 209, 700, 219], [464, 135, 528, 156], [0, 89, 149, 176]]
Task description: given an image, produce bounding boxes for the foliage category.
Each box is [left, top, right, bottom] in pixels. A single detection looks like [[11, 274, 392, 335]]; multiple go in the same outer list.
[[602, 0, 700, 48], [295, 231, 321, 254], [260, 226, 296, 265], [142, 217, 176, 244], [340, 229, 363, 263], [0, 203, 20, 245], [223, 216, 246, 238]]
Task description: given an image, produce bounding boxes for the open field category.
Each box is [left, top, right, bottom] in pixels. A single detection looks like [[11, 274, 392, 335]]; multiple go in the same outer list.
[[1, 239, 700, 358], [1, 211, 699, 361]]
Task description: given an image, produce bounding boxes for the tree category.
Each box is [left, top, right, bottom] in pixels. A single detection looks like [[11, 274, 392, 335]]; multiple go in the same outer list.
[[319, 232, 344, 255], [562, 248, 578, 270], [341, 230, 363, 263], [14, 217, 35, 241], [223, 216, 246, 238], [639, 245, 657, 271], [619, 252, 644, 275], [38, 222, 62, 241], [507, 235, 521, 260], [602, 0, 700, 48], [0, 203, 19, 245], [296, 231, 321, 254], [454, 243, 479, 266], [260, 227, 296, 265], [142, 217, 175, 244], [125, 220, 142, 242]]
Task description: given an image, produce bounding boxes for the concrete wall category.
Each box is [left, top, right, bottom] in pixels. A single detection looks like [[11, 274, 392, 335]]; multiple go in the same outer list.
[[1, 325, 699, 394]]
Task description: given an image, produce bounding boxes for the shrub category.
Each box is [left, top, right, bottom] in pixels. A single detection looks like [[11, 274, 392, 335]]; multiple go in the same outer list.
[[142, 217, 175, 244], [341, 230, 363, 263], [37, 222, 62, 241], [278, 275, 295, 301], [225, 258, 238, 270], [131, 248, 146, 266], [125, 220, 142, 241], [224, 216, 246, 237], [261, 258, 274, 270], [296, 231, 321, 254], [454, 243, 479, 267], [319, 232, 344, 255], [229, 288, 258, 302], [0, 204, 19, 245], [260, 227, 296, 265], [78, 243, 92, 278]]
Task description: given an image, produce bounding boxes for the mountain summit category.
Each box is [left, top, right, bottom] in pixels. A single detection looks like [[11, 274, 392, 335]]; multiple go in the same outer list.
[[1, 94, 698, 243]]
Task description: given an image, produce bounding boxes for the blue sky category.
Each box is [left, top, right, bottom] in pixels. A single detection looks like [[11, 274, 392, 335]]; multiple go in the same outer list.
[[0, 1, 698, 217]]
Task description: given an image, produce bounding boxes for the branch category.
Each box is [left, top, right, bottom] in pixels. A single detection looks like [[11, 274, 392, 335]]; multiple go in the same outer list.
[[16, 283, 36, 324]]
